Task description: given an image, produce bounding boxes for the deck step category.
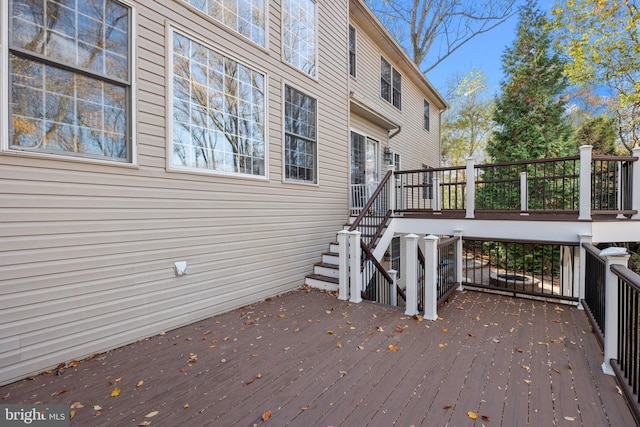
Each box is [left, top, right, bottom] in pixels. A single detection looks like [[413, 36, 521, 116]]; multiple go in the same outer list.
[[314, 261, 339, 278], [304, 274, 339, 291], [322, 252, 339, 264]]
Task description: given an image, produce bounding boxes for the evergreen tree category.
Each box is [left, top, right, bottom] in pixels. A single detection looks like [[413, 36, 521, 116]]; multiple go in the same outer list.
[[488, 0, 573, 162]]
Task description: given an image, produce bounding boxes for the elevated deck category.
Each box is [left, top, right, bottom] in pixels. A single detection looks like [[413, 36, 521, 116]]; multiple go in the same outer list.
[[1, 289, 635, 426]]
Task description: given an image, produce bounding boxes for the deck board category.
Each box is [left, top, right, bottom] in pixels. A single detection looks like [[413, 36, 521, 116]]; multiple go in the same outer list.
[[0, 288, 636, 427]]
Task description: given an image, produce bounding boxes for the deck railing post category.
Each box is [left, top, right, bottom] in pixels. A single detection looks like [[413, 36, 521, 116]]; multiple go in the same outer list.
[[348, 230, 362, 304], [579, 145, 592, 220], [601, 247, 629, 376], [632, 147, 640, 220], [403, 234, 419, 316], [454, 229, 464, 291], [520, 171, 528, 212], [337, 230, 350, 301], [389, 269, 398, 307], [433, 176, 442, 212], [387, 164, 396, 214], [466, 157, 475, 218], [423, 235, 439, 321], [577, 234, 592, 310]]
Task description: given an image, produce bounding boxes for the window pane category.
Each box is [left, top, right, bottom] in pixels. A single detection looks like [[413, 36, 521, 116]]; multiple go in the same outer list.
[[183, 0, 266, 47], [172, 33, 266, 176], [284, 85, 316, 183], [283, 0, 316, 77], [10, 54, 128, 160], [11, 0, 130, 82]]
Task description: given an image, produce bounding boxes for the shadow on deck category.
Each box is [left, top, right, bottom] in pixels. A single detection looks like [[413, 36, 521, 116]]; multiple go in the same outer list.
[[0, 289, 635, 426]]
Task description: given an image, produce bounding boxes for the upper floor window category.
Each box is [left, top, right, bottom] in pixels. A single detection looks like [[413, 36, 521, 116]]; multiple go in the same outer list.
[[348, 25, 356, 77], [284, 85, 317, 183], [424, 100, 430, 131], [381, 57, 401, 110], [282, 0, 316, 77], [171, 31, 266, 176], [8, 0, 132, 162], [182, 0, 266, 47]]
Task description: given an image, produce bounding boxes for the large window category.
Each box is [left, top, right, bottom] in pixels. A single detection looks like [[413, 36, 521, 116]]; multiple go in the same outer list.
[[182, 0, 266, 47], [8, 0, 132, 161], [282, 0, 316, 77], [284, 85, 316, 183], [171, 31, 266, 176], [381, 57, 401, 110], [348, 25, 356, 77]]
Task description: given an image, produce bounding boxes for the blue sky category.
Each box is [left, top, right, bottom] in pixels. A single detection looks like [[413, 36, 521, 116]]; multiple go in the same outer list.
[[425, 0, 557, 98]]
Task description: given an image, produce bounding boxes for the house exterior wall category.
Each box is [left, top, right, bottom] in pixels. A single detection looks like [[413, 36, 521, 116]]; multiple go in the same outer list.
[[348, 2, 445, 171], [0, 0, 351, 385]]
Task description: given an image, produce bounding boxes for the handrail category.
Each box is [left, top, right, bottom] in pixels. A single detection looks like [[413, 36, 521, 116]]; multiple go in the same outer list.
[[349, 169, 393, 232]]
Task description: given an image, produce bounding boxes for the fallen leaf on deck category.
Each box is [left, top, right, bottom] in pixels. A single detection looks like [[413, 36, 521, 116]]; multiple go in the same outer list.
[[438, 317, 444, 321], [300, 406, 309, 411], [52, 389, 68, 396], [516, 347, 524, 353], [70, 410, 75, 419], [554, 306, 564, 312], [521, 364, 531, 372], [277, 314, 285, 318], [327, 330, 334, 335], [376, 326, 384, 332], [339, 370, 348, 376], [568, 363, 573, 370], [482, 415, 490, 421], [395, 326, 404, 333], [93, 405, 102, 411], [509, 327, 515, 333], [442, 328, 448, 333], [468, 411, 478, 420], [563, 416, 575, 421], [438, 343, 445, 348], [145, 411, 159, 418], [443, 404, 452, 409], [468, 333, 476, 337], [70, 402, 84, 409], [138, 421, 151, 426], [524, 379, 531, 385], [110, 387, 120, 397], [336, 342, 342, 348], [183, 404, 189, 409], [552, 367, 560, 374], [388, 344, 399, 352], [357, 345, 364, 350], [262, 410, 272, 421], [68, 360, 79, 368], [414, 314, 423, 321], [255, 373, 262, 379], [492, 338, 500, 343]]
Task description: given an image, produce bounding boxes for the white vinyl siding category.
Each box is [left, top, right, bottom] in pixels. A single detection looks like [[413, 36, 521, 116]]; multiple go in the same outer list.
[[0, 0, 349, 386]]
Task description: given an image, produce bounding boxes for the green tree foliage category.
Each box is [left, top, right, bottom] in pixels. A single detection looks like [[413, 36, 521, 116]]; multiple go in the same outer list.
[[441, 69, 493, 166], [552, 0, 640, 152], [574, 116, 618, 154], [488, 0, 574, 163]]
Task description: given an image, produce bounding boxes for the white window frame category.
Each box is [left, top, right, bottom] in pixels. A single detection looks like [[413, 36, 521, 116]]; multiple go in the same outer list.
[[349, 24, 356, 78], [2, 0, 137, 166], [381, 56, 401, 110], [180, 0, 268, 49], [166, 25, 268, 180], [283, 83, 318, 184], [282, 0, 318, 78]]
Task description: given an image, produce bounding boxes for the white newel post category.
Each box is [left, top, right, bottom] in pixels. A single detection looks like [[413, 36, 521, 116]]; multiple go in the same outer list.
[[348, 230, 362, 304], [601, 247, 629, 376], [423, 235, 439, 321], [403, 234, 419, 316], [520, 172, 528, 212], [433, 176, 442, 212], [454, 229, 464, 291], [389, 270, 398, 307], [577, 234, 592, 310], [465, 157, 475, 219], [579, 145, 592, 220], [337, 230, 350, 301], [387, 164, 396, 213], [632, 147, 640, 220]]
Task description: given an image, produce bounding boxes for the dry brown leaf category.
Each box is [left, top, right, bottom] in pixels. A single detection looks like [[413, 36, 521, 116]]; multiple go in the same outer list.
[[438, 343, 445, 348], [443, 404, 452, 410], [300, 406, 309, 411], [521, 364, 531, 372], [70, 402, 84, 409], [516, 347, 524, 353], [339, 370, 348, 376], [442, 328, 448, 333], [509, 327, 515, 333], [414, 314, 424, 321], [468, 333, 476, 337], [564, 416, 575, 421], [468, 411, 478, 420], [110, 387, 121, 397], [68, 360, 79, 368], [326, 330, 334, 335], [138, 421, 151, 426], [482, 415, 490, 421], [568, 363, 573, 370], [93, 405, 102, 411], [52, 389, 69, 396], [70, 410, 76, 419], [388, 344, 399, 352], [145, 410, 159, 418], [357, 345, 364, 350], [255, 373, 262, 379], [183, 403, 189, 409], [335, 342, 342, 348], [262, 410, 272, 422], [554, 306, 564, 312], [376, 326, 384, 332], [395, 326, 404, 333], [524, 379, 532, 385], [137, 380, 144, 387]]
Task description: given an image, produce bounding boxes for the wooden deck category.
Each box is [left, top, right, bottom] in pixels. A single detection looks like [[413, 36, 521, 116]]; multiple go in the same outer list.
[[1, 288, 636, 426]]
